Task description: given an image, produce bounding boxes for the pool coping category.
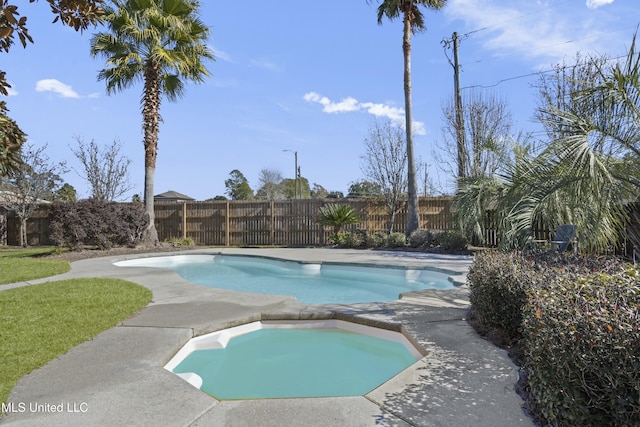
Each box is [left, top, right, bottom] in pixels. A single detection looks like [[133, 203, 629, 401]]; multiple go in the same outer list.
[[166, 319, 426, 399], [1, 248, 534, 427]]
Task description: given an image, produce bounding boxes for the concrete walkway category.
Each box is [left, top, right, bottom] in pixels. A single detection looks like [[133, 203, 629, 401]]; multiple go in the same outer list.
[[1, 248, 534, 427]]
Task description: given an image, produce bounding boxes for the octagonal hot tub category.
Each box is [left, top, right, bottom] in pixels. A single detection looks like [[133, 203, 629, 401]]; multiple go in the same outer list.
[[164, 320, 423, 400]]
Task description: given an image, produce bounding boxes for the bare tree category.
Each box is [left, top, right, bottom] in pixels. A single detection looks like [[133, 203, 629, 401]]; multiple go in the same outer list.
[[441, 89, 512, 179], [71, 137, 133, 201], [255, 168, 284, 200], [360, 119, 407, 234], [534, 52, 614, 154], [0, 143, 66, 246]]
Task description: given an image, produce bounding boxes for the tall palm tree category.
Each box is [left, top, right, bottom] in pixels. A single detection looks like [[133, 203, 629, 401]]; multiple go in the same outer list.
[[370, 0, 447, 235], [90, 0, 213, 243]]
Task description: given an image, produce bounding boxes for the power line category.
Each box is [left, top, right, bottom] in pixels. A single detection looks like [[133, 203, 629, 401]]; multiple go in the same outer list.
[[461, 52, 632, 91]]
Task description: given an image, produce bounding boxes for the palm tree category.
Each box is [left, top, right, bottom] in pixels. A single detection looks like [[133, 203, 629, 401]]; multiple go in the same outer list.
[[455, 34, 640, 252], [316, 204, 360, 235], [90, 0, 213, 243], [370, 0, 447, 236]]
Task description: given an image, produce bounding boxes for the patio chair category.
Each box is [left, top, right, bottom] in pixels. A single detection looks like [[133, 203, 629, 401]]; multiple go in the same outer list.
[[550, 224, 578, 254], [531, 224, 578, 253]]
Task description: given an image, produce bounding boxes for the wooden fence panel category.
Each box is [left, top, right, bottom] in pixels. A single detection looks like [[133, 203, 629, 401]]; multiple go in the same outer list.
[[155, 203, 182, 242], [4, 197, 463, 247], [228, 201, 272, 246], [186, 202, 227, 246]]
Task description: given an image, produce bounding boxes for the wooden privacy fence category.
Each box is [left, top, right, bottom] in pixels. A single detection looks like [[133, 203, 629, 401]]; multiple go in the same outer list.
[[4, 197, 457, 247], [155, 197, 454, 246]]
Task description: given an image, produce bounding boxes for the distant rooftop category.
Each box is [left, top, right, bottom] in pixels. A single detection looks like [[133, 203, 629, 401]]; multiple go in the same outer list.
[[154, 190, 195, 202]]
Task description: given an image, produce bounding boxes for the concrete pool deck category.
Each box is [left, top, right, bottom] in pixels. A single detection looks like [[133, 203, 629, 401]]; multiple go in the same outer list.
[[1, 248, 535, 426]]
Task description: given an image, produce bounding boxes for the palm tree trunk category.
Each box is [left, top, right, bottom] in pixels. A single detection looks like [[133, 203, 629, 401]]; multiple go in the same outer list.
[[143, 165, 158, 243], [142, 61, 161, 244], [403, 11, 420, 235]]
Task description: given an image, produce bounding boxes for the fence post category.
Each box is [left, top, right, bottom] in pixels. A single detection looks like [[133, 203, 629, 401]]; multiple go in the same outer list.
[[270, 201, 275, 245], [225, 200, 230, 247], [182, 202, 187, 240]]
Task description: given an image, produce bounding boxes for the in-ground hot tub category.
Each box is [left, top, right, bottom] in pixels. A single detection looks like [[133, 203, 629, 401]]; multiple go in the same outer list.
[[164, 320, 424, 400]]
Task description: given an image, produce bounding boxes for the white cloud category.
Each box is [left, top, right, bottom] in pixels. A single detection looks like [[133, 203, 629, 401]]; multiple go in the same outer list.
[[586, 0, 614, 9], [249, 58, 282, 72], [445, 0, 622, 64], [35, 79, 80, 98], [303, 92, 426, 136], [6, 85, 17, 96], [211, 46, 233, 62], [303, 92, 360, 113]]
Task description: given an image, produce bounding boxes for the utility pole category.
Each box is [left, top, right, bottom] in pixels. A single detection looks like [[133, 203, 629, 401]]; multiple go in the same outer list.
[[283, 150, 298, 199], [452, 32, 466, 179]]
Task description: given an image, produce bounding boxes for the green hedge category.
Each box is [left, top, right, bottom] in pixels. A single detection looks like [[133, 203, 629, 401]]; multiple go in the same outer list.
[[468, 251, 639, 425], [523, 274, 640, 426], [467, 251, 628, 346], [467, 251, 552, 345]]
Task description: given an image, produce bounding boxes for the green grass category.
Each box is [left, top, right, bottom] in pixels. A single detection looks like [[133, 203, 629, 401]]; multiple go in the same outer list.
[[0, 247, 70, 285], [0, 278, 152, 405]]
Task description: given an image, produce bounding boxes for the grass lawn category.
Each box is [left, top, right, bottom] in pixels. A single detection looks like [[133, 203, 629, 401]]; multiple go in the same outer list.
[[0, 247, 70, 285], [0, 277, 153, 406]]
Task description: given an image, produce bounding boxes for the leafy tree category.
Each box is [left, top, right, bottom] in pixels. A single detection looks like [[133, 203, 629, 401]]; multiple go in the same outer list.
[[90, 0, 213, 243], [0, 0, 105, 175], [71, 137, 133, 201], [310, 183, 329, 198], [0, 101, 25, 176], [281, 177, 310, 199], [0, 143, 66, 246], [54, 183, 77, 201], [347, 180, 383, 198], [360, 119, 407, 233], [369, 0, 448, 235], [225, 169, 254, 200]]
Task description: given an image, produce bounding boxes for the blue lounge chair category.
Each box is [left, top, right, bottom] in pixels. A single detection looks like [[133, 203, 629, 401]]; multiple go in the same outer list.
[[550, 224, 578, 254]]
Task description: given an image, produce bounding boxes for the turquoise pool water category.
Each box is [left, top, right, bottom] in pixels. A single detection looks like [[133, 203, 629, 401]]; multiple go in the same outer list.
[[115, 254, 455, 304], [171, 327, 417, 400]]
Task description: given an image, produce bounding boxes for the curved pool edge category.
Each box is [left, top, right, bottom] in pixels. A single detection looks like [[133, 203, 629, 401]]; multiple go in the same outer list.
[[112, 250, 468, 281], [163, 317, 428, 400], [113, 251, 468, 306]]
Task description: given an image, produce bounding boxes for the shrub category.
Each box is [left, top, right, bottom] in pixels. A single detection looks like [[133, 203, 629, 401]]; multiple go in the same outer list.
[[522, 273, 640, 426], [467, 251, 542, 346], [343, 229, 367, 248], [50, 200, 147, 250], [366, 231, 387, 248], [408, 229, 436, 248], [436, 230, 468, 253], [327, 231, 347, 246], [467, 251, 623, 346], [386, 232, 406, 248], [165, 237, 195, 247]]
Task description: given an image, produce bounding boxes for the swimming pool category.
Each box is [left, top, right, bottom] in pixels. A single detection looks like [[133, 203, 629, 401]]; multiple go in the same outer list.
[[114, 254, 457, 304], [164, 320, 422, 400]]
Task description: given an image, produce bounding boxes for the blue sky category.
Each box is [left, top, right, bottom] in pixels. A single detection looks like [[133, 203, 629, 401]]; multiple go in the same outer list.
[[3, 0, 639, 200]]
